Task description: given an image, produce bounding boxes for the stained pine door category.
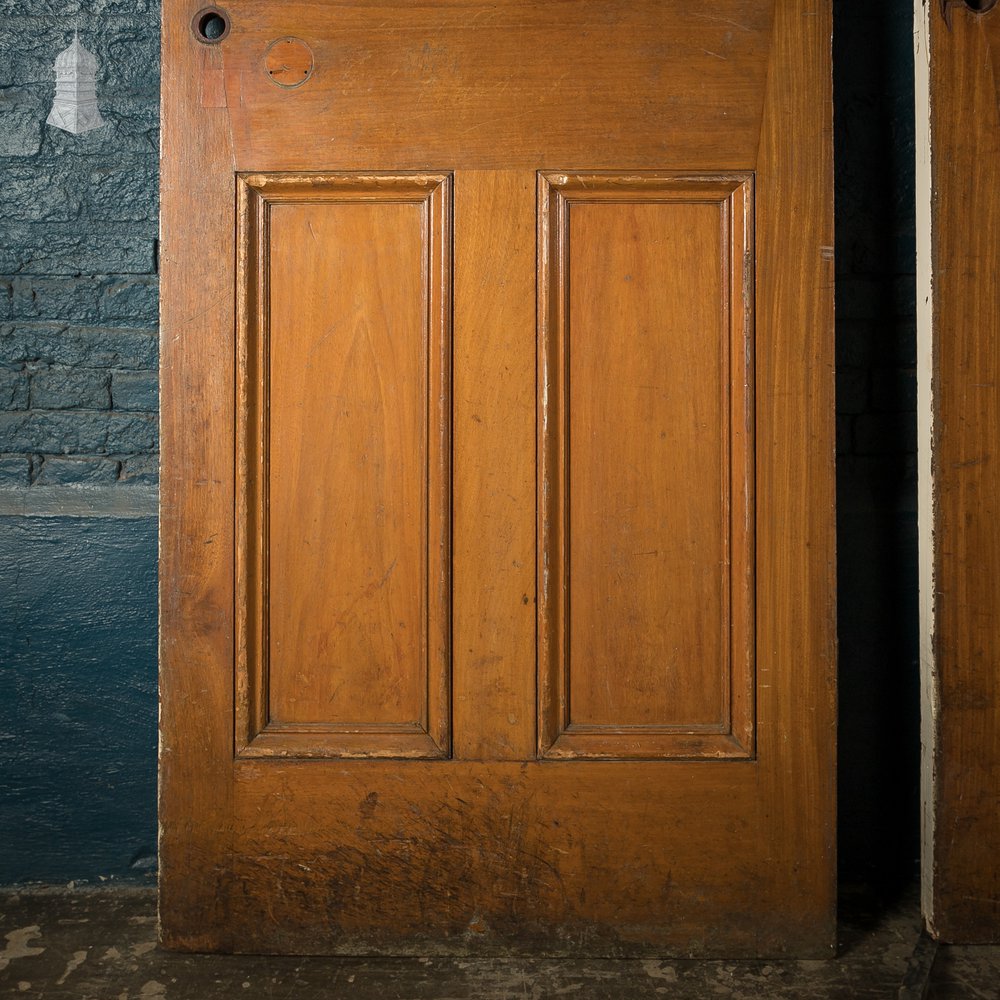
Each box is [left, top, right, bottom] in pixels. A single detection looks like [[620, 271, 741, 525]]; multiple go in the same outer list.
[[160, 0, 836, 955]]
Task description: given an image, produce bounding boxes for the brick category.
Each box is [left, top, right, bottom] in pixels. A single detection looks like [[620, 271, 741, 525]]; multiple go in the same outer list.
[[105, 412, 157, 452], [0, 6, 163, 491], [897, 455, 919, 515], [836, 318, 916, 370], [0, 368, 29, 410], [889, 321, 917, 368], [0, 24, 159, 99], [42, 101, 160, 157], [11, 277, 102, 324], [33, 455, 120, 486], [854, 412, 918, 457], [894, 274, 917, 318], [836, 277, 884, 322], [115, 113, 160, 155], [31, 366, 111, 410], [0, 324, 157, 370], [105, 98, 160, 132], [0, 230, 155, 276], [837, 413, 854, 457], [0, 410, 156, 454], [36, 83, 160, 155], [836, 368, 868, 416], [838, 454, 918, 513], [11, 278, 159, 327], [0, 85, 44, 113], [104, 28, 162, 91], [120, 453, 158, 485], [0, 162, 79, 223], [99, 279, 158, 326], [0, 111, 43, 157], [0, 18, 159, 88], [891, 232, 918, 280], [0, 1, 160, 14], [870, 367, 917, 414], [86, 166, 158, 223], [0, 454, 30, 485], [112, 370, 157, 412], [0, 34, 62, 89], [835, 319, 878, 369]]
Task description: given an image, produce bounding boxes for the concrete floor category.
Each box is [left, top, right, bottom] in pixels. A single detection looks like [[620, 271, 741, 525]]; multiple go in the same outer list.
[[0, 884, 998, 999]]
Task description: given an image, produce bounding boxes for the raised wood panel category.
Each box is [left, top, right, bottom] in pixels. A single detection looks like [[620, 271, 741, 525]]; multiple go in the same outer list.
[[538, 172, 755, 760], [211, 1, 774, 172], [235, 172, 452, 759]]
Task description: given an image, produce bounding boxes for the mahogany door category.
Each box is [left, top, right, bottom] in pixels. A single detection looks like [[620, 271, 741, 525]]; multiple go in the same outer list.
[[160, 0, 836, 956]]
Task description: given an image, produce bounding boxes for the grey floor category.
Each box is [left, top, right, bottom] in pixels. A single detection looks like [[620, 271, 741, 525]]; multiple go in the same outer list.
[[1, 884, 998, 999]]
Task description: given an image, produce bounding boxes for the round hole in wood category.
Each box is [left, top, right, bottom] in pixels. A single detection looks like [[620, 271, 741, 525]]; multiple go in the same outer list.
[[192, 7, 231, 44], [965, 0, 999, 12]]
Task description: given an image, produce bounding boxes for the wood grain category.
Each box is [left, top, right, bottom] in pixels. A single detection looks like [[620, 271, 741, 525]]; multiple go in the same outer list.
[[210, 0, 775, 171], [752, 0, 837, 941], [234, 173, 451, 759], [160, 0, 835, 956], [159, 0, 238, 951], [452, 171, 537, 761], [926, 1, 1000, 943], [537, 173, 755, 761], [228, 758, 796, 956]]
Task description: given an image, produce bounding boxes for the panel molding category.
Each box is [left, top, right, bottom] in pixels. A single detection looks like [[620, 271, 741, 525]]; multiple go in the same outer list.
[[234, 172, 452, 759], [537, 171, 756, 761]]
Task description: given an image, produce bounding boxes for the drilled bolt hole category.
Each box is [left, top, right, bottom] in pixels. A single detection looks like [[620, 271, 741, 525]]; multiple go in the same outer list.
[[193, 7, 230, 43]]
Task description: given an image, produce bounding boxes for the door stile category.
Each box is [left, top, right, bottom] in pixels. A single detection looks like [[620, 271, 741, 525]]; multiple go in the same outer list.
[[753, 0, 837, 932], [159, 10, 239, 951]]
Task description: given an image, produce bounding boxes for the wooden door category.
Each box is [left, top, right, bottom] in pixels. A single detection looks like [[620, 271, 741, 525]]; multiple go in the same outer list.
[[160, 0, 836, 956], [918, 0, 1000, 943]]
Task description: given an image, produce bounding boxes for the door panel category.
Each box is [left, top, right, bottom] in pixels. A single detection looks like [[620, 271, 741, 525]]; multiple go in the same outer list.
[[160, 0, 835, 956], [538, 173, 755, 760], [235, 173, 452, 759]]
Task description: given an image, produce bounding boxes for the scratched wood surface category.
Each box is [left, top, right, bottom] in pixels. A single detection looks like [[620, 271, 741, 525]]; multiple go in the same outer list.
[[927, 0, 1000, 943], [159, 0, 835, 955]]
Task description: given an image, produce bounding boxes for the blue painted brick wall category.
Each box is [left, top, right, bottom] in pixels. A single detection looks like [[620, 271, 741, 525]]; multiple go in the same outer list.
[[0, 0, 160, 487], [0, 0, 160, 884], [0, 515, 158, 883]]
